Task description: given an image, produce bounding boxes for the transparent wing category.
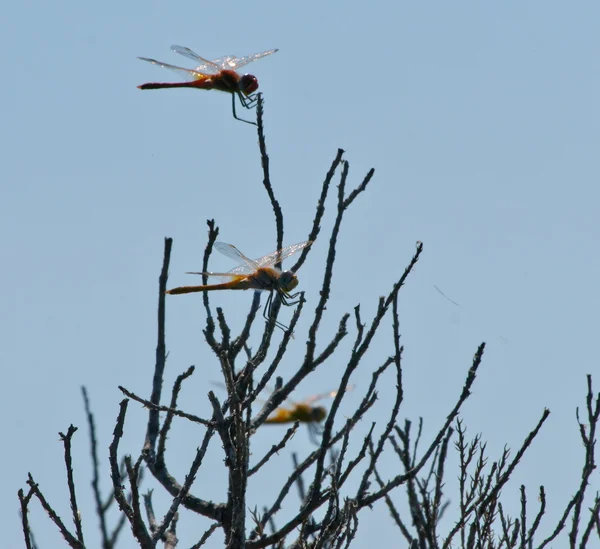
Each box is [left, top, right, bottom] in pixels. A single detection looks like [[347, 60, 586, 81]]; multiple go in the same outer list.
[[303, 385, 354, 405], [210, 49, 279, 71], [252, 241, 313, 269], [185, 271, 248, 282], [255, 384, 351, 409], [170, 45, 222, 75], [214, 242, 260, 273], [138, 57, 205, 81]]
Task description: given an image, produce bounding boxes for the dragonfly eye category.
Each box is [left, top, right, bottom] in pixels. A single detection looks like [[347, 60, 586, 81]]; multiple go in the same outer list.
[[239, 74, 259, 95], [279, 270, 298, 292]]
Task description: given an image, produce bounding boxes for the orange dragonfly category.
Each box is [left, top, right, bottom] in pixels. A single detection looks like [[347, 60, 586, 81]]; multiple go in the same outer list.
[[167, 241, 312, 331], [264, 388, 352, 444], [137, 45, 278, 125]]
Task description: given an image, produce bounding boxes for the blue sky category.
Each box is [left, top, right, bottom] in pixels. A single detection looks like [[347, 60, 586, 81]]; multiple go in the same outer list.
[[2, 0, 599, 547]]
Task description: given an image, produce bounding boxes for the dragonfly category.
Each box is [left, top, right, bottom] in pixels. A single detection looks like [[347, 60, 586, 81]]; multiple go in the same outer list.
[[137, 45, 278, 124], [264, 388, 353, 444], [166, 241, 312, 331]]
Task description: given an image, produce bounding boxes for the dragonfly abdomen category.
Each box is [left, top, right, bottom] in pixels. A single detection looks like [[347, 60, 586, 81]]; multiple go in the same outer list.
[[138, 76, 213, 91], [166, 279, 254, 295]]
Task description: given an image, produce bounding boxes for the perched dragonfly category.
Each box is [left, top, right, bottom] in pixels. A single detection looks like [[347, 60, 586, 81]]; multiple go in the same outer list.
[[166, 241, 312, 331], [137, 45, 278, 124], [264, 388, 353, 444]]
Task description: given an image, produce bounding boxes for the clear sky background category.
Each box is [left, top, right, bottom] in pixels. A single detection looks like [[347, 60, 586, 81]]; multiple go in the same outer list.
[[2, 1, 599, 547]]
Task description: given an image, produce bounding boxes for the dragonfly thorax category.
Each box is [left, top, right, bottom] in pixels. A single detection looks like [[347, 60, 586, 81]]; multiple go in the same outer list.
[[239, 74, 259, 95], [278, 270, 298, 292], [311, 406, 327, 422]]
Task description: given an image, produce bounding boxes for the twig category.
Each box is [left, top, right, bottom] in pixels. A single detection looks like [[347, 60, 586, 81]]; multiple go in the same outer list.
[[251, 312, 348, 432], [291, 148, 345, 274], [249, 422, 300, 476], [145, 237, 172, 452], [201, 220, 220, 351], [18, 487, 35, 549], [82, 386, 110, 547], [157, 365, 196, 466], [59, 425, 85, 545], [539, 375, 599, 547], [109, 400, 153, 548], [526, 486, 546, 544], [165, 512, 179, 549], [153, 424, 215, 544], [256, 93, 284, 255], [216, 307, 231, 350], [444, 407, 550, 549], [357, 292, 404, 499], [352, 305, 364, 352], [248, 373, 382, 545], [119, 385, 212, 427], [579, 495, 600, 548], [125, 454, 152, 548], [143, 490, 157, 533], [372, 464, 414, 545], [360, 342, 486, 508], [190, 522, 220, 548], [230, 292, 262, 360], [26, 474, 84, 549]]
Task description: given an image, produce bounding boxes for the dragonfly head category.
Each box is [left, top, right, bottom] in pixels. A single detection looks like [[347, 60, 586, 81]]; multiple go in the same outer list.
[[239, 74, 259, 95], [311, 406, 327, 423], [278, 270, 298, 293]]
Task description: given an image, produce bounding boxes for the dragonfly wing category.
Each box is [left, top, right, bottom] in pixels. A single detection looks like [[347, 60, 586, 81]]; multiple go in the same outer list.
[[138, 57, 205, 81], [211, 49, 279, 71], [253, 241, 313, 269], [303, 385, 354, 404], [170, 45, 222, 75], [185, 271, 249, 283], [214, 242, 260, 272]]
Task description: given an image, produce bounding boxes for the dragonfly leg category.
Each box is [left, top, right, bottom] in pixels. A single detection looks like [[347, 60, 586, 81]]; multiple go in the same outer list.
[[279, 291, 302, 307], [232, 93, 257, 125], [308, 422, 323, 446], [263, 291, 273, 322], [238, 92, 259, 109], [263, 291, 291, 332]]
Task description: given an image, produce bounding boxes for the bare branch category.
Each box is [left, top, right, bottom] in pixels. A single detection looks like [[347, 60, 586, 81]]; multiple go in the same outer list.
[[256, 93, 284, 254], [119, 385, 212, 427], [58, 425, 85, 545], [82, 386, 110, 548], [153, 424, 215, 544], [579, 495, 600, 548], [539, 375, 599, 547], [527, 485, 546, 544], [291, 148, 345, 274], [190, 522, 220, 548], [444, 407, 550, 549], [21, 102, 600, 549], [230, 292, 262, 361], [157, 365, 196, 466], [360, 342, 486, 508], [26, 474, 84, 549], [109, 399, 153, 548], [145, 237, 172, 452], [18, 487, 36, 549], [201, 220, 220, 350], [249, 422, 300, 476]]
